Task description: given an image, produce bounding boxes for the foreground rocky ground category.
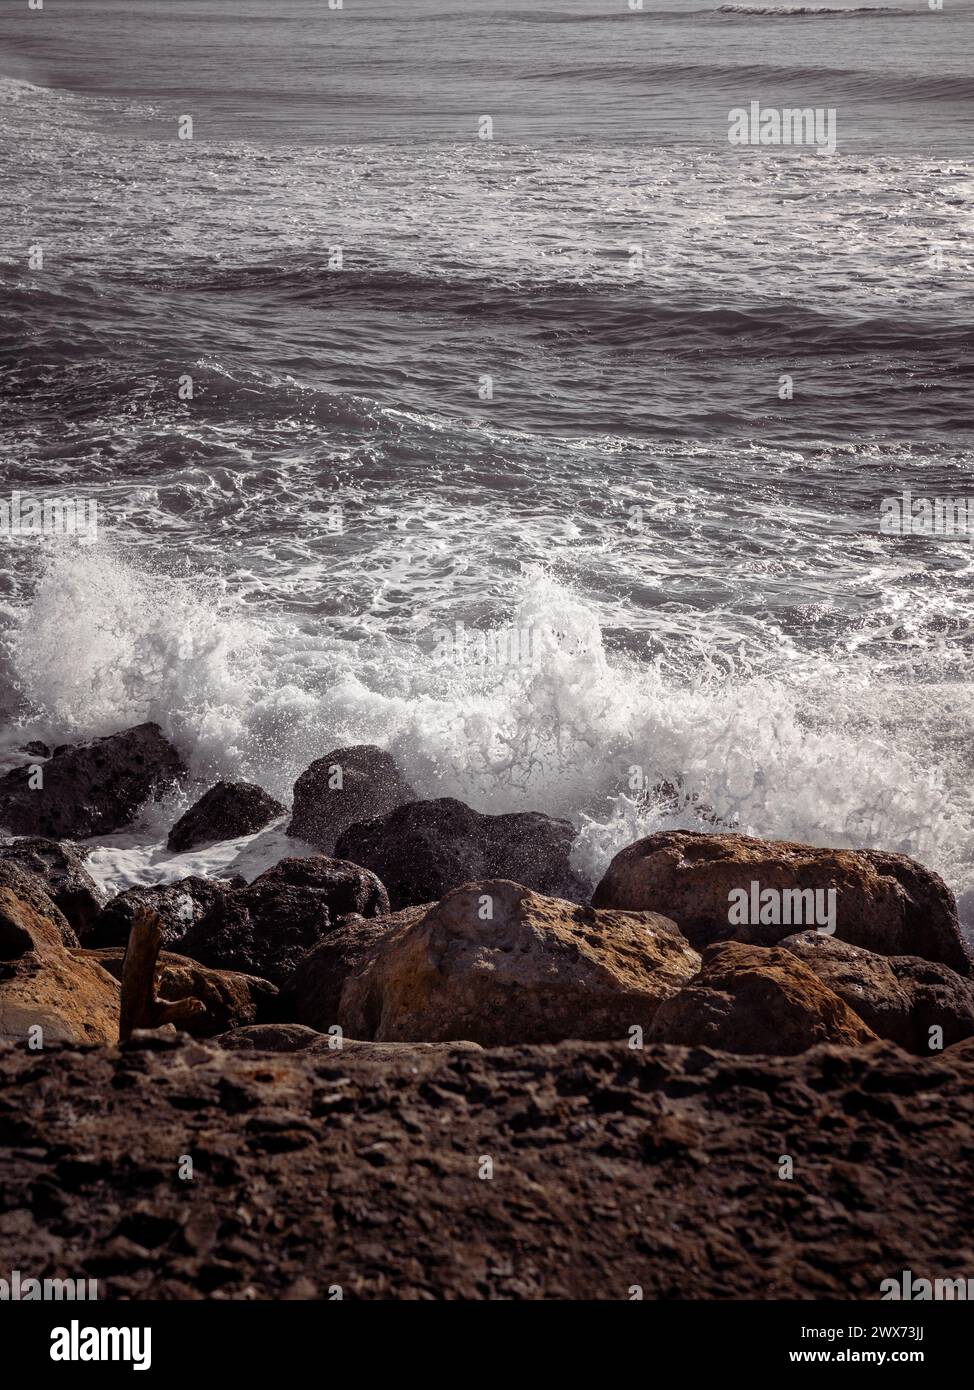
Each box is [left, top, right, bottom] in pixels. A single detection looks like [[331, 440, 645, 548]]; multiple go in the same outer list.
[[3, 725, 973, 1300], [2, 1033, 972, 1300]]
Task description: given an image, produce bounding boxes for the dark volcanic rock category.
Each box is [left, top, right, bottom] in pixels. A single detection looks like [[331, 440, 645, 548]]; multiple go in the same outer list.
[[1, 1035, 972, 1299], [252, 856, 389, 919], [781, 930, 974, 1055], [592, 830, 972, 975], [79, 948, 278, 1039], [288, 745, 415, 851], [649, 941, 878, 1055], [175, 857, 386, 986], [89, 877, 232, 951], [340, 880, 699, 1046], [167, 781, 285, 853], [282, 905, 426, 1033], [334, 798, 588, 910], [0, 838, 106, 939], [0, 723, 186, 839]]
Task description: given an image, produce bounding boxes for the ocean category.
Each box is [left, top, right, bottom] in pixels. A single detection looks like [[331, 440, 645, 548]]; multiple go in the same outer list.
[[0, 0, 972, 926]]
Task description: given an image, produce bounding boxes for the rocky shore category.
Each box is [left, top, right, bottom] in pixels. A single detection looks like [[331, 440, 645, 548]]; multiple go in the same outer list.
[[1, 722, 972, 1298]]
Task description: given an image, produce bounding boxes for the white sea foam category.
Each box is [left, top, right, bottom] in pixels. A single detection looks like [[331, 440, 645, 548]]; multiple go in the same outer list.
[[4, 545, 971, 931]]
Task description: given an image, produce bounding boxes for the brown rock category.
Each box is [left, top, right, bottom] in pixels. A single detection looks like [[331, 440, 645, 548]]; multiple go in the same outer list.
[[0, 878, 119, 1045], [592, 830, 971, 975], [649, 941, 878, 1055], [282, 905, 426, 1033], [781, 930, 974, 1054], [213, 1023, 481, 1057], [339, 879, 700, 1045], [79, 948, 278, 1039], [0, 838, 105, 939]]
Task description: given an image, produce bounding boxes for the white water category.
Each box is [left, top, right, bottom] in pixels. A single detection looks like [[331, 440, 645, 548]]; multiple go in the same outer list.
[[2, 542, 971, 935]]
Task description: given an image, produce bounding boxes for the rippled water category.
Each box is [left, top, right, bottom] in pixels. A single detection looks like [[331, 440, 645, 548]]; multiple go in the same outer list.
[[1, 1, 972, 922]]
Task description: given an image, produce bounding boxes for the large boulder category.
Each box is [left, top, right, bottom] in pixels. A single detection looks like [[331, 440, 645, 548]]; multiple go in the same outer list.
[[252, 856, 389, 918], [0, 722, 186, 839], [649, 941, 878, 1055], [282, 905, 426, 1033], [334, 798, 587, 910], [0, 873, 119, 1045], [167, 781, 285, 853], [88, 876, 233, 950], [0, 862, 79, 948], [0, 838, 106, 939], [592, 831, 971, 975], [177, 856, 388, 985], [288, 745, 416, 852], [339, 879, 700, 1045], [79, 948, 278, 1039], [780, 930, 974, 1055]]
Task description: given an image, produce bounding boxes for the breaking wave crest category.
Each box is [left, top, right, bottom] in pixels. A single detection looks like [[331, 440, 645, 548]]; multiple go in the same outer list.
[[3, 547, 969, 921]]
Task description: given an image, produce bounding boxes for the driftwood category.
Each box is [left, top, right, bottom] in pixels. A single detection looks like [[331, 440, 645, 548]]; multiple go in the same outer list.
[[118, 905, 206, 1043]]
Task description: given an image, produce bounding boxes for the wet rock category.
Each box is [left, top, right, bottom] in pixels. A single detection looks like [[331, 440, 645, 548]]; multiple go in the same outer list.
[[781, 930, 974, 1055], [335, 798, 588, 910], [78, 948, 278, 1039], [253, 856, 389, 919], [340, 879, 699, 1045], [592, 830, 971, 975], [167, 781, 285, 853], [288, 745, 415, 852], [146, 858, 389, 986], [649, 941, 879, 1054], [89, 877, 231, 951], [0, 723, 186, 839]]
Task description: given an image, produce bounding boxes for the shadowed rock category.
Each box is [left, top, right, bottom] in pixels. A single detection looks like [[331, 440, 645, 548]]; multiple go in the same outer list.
[[0, 838, 106, 939], [781, 930, 974, 1054], [0, 722, 186, 839], [281, 904, 426, 1033], [177, 856, 389, 985], [89, 876, 233, 951], [167, 781, 285, 853], [288, 745, 415, 852], [335, 798, 588, 910]]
